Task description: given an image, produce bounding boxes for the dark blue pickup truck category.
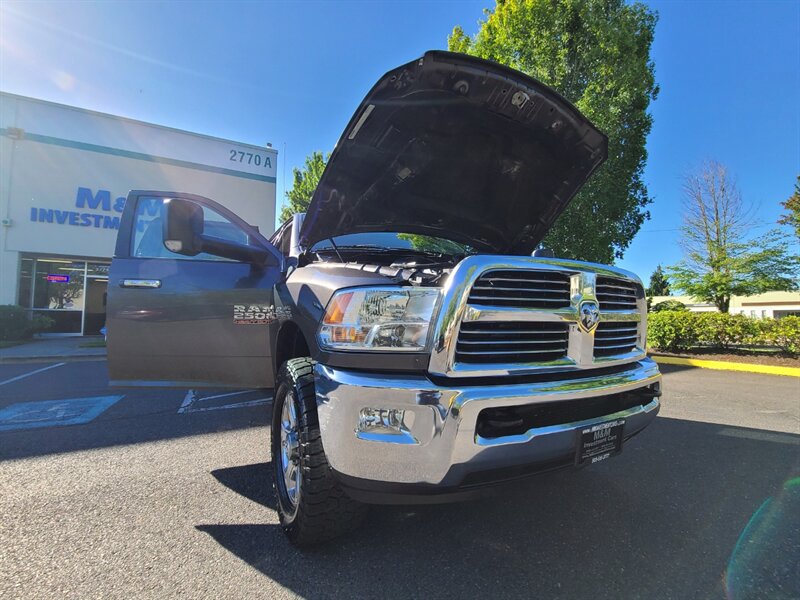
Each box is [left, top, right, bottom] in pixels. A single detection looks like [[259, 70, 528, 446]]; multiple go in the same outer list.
[[106, 51, 662, 546]]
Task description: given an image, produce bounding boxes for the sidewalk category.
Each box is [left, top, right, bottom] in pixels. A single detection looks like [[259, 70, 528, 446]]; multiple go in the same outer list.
[[0, 336, 107, 362]]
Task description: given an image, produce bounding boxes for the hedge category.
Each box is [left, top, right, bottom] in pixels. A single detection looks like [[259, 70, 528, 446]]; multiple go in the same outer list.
[[647, 312, 800, 355], [0, 305, 54, 341]]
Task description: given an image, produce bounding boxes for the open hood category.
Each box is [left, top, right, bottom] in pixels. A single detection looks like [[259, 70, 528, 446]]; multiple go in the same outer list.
[[299, 51, 607, 254]]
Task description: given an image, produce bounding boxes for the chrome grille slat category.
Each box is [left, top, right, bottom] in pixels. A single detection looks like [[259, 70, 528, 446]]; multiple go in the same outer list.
[[467, 269, 571, 311], [595, 276, 640, 311], [475, 280, 569, 287], [459, 330, 566, 336], [593, 342, 637, 351], [594, 318, 639, 358], [471, 286, 569, 293], [455, 319, 569, 364], [469, 295, 567, 303], [459, 338, 568, 346], [457, 347, 567, 356], [596, 284, 637, 292], [594, 335, 638, 343]]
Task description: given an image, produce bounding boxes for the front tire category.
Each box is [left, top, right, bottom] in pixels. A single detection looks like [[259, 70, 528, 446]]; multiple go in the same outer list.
[[271, 357, 366, 546]]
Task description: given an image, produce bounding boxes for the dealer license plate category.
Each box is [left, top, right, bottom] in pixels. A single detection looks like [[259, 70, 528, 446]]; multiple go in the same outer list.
[[576, 419, 625, 466]]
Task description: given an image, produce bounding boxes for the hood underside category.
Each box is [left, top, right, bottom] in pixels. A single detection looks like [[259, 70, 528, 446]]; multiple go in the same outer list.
[[299, 51, 608, 255]]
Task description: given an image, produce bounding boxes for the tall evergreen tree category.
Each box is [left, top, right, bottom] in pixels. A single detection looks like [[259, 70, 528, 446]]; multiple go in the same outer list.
[[646, 265, 670, 296]]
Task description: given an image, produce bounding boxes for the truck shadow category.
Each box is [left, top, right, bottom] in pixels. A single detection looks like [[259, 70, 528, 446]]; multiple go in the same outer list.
[[211, 462, 277, 510], [197, 416, 800, 600]]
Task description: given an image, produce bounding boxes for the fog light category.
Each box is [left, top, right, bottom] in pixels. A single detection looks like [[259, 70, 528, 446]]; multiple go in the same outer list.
[[356, 408, 417, 444]]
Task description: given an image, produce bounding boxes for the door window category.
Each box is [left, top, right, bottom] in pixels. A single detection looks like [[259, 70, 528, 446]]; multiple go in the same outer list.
[[131, 197, 249, 261]]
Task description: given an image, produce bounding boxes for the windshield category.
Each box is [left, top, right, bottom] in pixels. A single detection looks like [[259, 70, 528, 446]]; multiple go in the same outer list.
[[310, 232, 475, 256]]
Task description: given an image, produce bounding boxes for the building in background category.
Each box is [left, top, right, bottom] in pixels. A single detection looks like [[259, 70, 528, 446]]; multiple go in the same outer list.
[[1, 92, 277, 335], [650, 292, 800, 318]]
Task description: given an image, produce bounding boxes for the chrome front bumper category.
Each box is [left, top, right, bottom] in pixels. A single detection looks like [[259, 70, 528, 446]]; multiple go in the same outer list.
[[314, 358, 661, 493]]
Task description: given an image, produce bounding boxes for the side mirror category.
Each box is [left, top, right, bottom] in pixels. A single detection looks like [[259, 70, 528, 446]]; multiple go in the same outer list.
[[161, 197, 271, 266], [289, 212, 305, 258], [284, 255, 299, 275], [162, 198, 204, 256], [532, 247, 555, 258]]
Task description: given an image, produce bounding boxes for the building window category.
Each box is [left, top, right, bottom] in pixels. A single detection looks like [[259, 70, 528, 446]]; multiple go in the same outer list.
[[17, 256, 110, 335]]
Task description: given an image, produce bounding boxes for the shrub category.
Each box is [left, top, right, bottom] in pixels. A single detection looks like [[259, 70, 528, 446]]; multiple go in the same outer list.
[[650, 299, 688, 313], [647, 311, 698, 351], [0, 305, 54, 341], [693, 313, 759, 349], [759, 316, 800, 354], [647, 311, 800, 355]]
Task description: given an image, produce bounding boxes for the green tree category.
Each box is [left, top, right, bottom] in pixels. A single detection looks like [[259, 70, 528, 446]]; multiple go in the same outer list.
[[650, 299, 687, 312], [778, 175, 800, 240], [668, 160, 799, 313], [646, 264, 670, 296], [449, 0, 659, 263], [396, 234, 472, 255], [279, 151, 328, 223]]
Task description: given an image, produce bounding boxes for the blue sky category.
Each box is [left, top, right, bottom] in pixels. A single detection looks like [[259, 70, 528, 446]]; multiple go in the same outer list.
[[1, 0, 798, 279]]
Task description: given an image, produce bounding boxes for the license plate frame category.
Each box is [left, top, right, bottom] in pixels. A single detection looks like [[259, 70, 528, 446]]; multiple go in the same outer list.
[[575, 419, 625, 466]]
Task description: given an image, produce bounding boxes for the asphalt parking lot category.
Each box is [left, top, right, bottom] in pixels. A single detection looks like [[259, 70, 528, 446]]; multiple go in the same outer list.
[[1, 360, 798, 599]]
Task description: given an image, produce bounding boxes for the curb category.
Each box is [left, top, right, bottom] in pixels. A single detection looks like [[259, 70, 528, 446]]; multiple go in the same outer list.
[[652, 355, 800, 378], [0, 354, 107, 364]]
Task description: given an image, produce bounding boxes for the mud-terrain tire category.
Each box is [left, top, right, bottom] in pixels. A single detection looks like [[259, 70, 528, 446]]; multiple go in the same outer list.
[[271, 357, 366, 546]]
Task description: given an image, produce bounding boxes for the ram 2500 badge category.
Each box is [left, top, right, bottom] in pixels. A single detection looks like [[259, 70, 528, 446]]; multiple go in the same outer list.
[[107, 51, 662, 546]]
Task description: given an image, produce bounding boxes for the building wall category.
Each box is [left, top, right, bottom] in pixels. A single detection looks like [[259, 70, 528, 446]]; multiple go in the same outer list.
[[649, 293, 800, 318], [0, 92, 277, 307]]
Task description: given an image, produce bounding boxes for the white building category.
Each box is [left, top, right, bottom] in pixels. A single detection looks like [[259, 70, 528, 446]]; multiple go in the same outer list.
[[1, 92, 277, 335], [650, 292, 800, 318]]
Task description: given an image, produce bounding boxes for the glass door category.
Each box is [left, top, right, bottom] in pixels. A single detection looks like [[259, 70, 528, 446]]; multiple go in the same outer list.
[[31, 258, 86, 334], [84, 263, 110, 335]]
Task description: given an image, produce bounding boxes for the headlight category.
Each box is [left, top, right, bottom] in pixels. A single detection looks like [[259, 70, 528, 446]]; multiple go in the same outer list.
[[318, 287, 440, 351]]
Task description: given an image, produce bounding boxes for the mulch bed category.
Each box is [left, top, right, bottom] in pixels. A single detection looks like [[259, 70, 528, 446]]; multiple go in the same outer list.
[[649, 349, 799, 368]]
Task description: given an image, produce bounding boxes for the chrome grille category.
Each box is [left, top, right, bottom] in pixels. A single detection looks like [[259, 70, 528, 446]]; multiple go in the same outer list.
[[455, 321, 569, 364], [596, 277, 640, 310], [594, 322, 639, 358], [427, 255, 648, 377], [467, 270, 571, 309]]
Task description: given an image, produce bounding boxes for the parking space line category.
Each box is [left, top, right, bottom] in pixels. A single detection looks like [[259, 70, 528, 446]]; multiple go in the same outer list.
[[183, 396, 272, 413], [178, 389, 272, 414], [178, 390, 198, 413], [0, 362, 66, 387]]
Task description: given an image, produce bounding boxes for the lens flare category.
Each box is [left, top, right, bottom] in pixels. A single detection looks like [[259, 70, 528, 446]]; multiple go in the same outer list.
[[725, 477, 800, 599]]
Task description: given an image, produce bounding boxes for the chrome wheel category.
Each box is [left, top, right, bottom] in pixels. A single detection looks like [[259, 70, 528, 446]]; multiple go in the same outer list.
[[279, 390, 301, 513]]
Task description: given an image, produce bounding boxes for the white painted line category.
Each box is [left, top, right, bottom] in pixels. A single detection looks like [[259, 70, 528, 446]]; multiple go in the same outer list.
[[177, 390, 198, 414], [195, 390, 252, 402], [178, 389, 268, 414], [183, 397, 272, 413], [0, 362, 66, 387]]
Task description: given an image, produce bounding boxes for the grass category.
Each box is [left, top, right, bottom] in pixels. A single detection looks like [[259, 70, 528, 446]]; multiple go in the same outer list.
[[79, 340, 107, 348], [0, 340, 25, 349]]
